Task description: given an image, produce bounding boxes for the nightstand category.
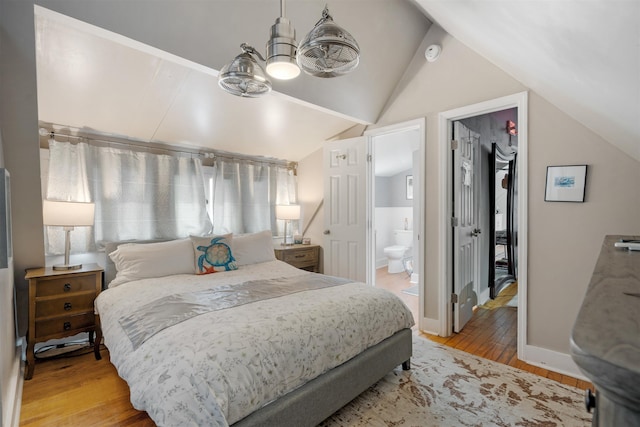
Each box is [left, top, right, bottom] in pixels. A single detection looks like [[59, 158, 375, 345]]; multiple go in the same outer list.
[[274, 244, 320, 272], [24, 263, 103, 380]]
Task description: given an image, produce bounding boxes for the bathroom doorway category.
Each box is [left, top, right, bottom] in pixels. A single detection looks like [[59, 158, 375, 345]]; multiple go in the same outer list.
[[365, 119, 425, 329]]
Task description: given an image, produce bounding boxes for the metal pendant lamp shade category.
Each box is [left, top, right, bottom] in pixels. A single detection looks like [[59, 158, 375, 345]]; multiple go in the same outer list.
[[218, 43, 272, 98], [266, 0, 300, 80], [297, 6, 360, 78]]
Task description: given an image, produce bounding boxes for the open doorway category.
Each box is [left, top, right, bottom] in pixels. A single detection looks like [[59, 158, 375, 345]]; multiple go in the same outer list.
[[438, 92, 528, 361], [365, 119, 425, 330], [458, 107, 519, 307]]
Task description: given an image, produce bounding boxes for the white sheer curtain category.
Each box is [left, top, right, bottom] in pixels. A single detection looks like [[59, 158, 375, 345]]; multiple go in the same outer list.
[[45, 140, 212, 255], [210, 158, 297, 235]]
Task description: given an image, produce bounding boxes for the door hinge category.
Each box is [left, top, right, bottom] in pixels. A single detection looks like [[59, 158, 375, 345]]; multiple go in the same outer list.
[[451, 293, 458, 304], [367, 154, 372, 162], [451, 139, 459, 150], [451, 217, 459, 227]]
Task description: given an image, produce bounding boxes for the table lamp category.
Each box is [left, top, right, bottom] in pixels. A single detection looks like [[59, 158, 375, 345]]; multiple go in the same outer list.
[[276, 204, 300, 246], [43, 200, 95, 270]]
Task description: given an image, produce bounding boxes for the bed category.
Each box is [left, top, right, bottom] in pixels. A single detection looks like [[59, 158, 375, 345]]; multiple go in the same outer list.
[[95, 231, 414, 426]]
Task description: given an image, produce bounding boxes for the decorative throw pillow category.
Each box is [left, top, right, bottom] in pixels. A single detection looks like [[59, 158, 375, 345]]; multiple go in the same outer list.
[[190, 234, 238, 274], [233, 230, 277, 266]]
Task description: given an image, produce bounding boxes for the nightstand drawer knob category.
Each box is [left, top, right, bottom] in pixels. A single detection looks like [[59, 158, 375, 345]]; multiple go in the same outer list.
[[63, 322, 71, 331], [64, 302, 72, 311], [63, 283, 71, 292]]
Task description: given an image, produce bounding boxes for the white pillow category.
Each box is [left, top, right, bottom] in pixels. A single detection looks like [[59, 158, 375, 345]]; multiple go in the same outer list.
[[108, 238, 194, 287], [233, 230, 276, 266]]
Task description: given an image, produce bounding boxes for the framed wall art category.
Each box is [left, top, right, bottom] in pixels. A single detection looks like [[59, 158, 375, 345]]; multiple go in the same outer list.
[[544, 165, 587, 202], [406, 175, 414, 200]]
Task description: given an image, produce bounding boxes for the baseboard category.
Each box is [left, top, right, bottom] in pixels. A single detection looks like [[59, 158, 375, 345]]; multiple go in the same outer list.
[[4, 347, 23, 427], [419, 317, 440, 336], [522, 344, 589, 382], [478, 287, 490, 306]]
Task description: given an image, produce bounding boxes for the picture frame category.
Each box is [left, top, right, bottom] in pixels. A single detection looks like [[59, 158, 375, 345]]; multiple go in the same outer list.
[[406, 175, 414, 200], [544, 165, 587, 202]]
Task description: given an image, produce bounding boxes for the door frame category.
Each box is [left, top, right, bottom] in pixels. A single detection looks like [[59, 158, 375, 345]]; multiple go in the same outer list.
[[437, 92, 528, 360], [364, 118, 426, 329]]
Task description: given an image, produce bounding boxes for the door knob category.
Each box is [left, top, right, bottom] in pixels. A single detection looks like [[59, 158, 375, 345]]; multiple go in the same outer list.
[[323, 230, 331, 235], [472, 228, 481, 237]]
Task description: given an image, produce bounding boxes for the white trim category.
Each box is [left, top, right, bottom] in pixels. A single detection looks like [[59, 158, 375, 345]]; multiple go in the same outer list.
[[421, 317, 440, 336], [437, 91, 529, 364], [523, 344, 589, 381], [365, 118, 426, 330], [3, 347, 23, 427], [478, 286, 491, 306]]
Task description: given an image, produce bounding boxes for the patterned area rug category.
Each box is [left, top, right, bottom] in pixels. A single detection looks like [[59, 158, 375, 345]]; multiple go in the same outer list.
[[322, 336, 591, 427]]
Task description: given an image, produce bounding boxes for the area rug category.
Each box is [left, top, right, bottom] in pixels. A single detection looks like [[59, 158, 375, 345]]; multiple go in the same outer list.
[[321, 335, 591, 427]]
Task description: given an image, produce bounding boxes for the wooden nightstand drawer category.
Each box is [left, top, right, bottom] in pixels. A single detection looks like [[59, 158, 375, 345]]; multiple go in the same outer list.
[[274, 244, 320, 272], [282, 248, 317, 263], [35, 312, 96, 338], [35, 293, 96, 318], [35, 274, 97, 297], [25, 263, 104, 379]]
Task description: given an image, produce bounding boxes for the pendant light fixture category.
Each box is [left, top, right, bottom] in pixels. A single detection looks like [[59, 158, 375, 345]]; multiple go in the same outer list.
[[297, 5, 360, 78], [218, 3, 360, 97], [266, 0, 300, 80], [218, 43, 272, 98]]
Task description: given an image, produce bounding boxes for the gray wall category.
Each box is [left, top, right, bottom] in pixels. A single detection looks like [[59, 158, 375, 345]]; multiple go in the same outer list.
[[0, 0, 45, 336], [375, 177, 392, 207], [375, 168, 413, 208]]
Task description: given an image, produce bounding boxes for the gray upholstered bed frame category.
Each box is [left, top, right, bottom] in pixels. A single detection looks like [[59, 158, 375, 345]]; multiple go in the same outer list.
[[103, 241, 412, 427], [233, 328, 412, 427]]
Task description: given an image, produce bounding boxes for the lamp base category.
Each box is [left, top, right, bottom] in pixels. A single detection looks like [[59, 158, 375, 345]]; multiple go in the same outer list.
[[53, 263, 82, 271]]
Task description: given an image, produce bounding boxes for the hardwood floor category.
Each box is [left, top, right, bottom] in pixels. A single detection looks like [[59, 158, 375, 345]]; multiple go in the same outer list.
[[375, 270, 593, 391], [20, 345, 154, 426], [20, 273, 590, 426]]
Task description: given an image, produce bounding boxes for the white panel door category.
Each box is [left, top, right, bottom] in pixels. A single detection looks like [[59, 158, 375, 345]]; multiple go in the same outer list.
[[452, 121, 481, 333], [323, 137, 367, 282]]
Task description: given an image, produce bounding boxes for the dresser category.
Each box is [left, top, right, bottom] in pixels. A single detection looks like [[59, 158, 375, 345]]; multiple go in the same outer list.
[[274, 244, 320, 272], [25, 263, 103, 379], [571, 235, 640, 426]]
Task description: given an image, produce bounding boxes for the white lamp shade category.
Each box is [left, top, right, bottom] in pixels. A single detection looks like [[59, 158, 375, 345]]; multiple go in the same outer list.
[[276, 204, 300, 220], [43, 200, 95, 227]]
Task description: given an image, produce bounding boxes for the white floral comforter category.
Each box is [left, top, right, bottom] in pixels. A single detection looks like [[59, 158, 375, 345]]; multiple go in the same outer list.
[[95, 260, 414, 427]]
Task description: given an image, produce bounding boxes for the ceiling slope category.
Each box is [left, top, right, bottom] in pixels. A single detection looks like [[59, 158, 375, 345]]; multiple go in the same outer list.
[[414, 0, 640, 162], [35, 1, 431, 162]]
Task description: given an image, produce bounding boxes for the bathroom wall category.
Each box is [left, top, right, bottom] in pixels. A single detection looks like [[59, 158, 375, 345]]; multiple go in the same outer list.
[[375, 168, 414, 268]]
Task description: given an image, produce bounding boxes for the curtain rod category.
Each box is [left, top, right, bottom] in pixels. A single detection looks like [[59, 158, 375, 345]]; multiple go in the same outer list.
[[38, 125, 296, 170]]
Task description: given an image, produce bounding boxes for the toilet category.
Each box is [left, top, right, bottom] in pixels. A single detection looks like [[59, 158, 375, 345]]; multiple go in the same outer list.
[[383, 230, 413, 274]]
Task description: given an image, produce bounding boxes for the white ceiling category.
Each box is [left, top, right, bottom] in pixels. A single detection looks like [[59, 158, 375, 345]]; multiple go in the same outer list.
[[35, 11, 362, 161], [374, 129, 420, 177], [34, 2, 431, 162], [414, 0, 640, 162], [35, 1, 640, 166]]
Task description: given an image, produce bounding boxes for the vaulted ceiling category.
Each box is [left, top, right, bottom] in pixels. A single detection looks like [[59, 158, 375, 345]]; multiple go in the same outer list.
[[35, 1, 430, 164], [414, 0, 640, 162], [35, 0, 640, 164]]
